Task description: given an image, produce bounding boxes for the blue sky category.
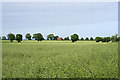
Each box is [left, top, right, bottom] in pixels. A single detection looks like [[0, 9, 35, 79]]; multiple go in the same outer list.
[[2, 2, 118, 39]]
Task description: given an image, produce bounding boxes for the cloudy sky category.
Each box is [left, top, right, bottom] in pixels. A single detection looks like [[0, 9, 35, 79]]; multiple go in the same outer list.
[[2, 2, 118, 39]]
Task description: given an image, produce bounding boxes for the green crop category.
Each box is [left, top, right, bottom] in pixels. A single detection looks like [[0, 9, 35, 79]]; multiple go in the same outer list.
[[2, 40, 118, 78]]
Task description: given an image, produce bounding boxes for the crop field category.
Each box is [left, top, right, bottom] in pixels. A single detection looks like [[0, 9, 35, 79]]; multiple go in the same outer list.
[[2, 40, 118, 78]]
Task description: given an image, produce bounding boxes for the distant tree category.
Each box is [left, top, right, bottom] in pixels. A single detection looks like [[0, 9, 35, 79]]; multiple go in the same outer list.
[[47, 34, 54, 40], [33, 34, 37, 40], [85, 37, 89, 41], [71, 34, 79, 42], [118, 37, 120, 42], [25, 33, 31, 40], [16, 34, 22, 42], [54, 36, 59, 40], [102, 37, 106, 42], [102, 37, 110, 42], [95, 37, 103, 42], [7, 33, 15, 42], [80, 37, 84, 41], [111, 34, 118, 42], [114, 34, 118, 42], [2, 36, 6, 40], [33, 33, 43, 41], [111, 35, 114, 42], [0, 36, 1, 40], [106, 37, 111, 42], [64, 37, 69, 40], [90, 37, 94, 41]]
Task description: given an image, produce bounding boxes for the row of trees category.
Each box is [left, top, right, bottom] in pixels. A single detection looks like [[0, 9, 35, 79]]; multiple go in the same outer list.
[[1, 33, 44, 42], [1, 33, 120, 43], [70, 34, 120, 42], [95, 34, 120, 42]]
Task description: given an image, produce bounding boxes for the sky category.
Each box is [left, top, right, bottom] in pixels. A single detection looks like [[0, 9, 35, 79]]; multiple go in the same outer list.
[[2, 2, 118, 39]]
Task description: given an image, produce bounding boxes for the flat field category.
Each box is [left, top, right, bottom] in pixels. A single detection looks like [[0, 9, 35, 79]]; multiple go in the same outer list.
[[2, 40, 118, 78]]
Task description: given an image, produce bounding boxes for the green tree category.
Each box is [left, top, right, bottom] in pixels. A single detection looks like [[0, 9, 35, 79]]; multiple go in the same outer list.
[[47, 34, 54, 40], [111, 34, 118, 42], [7, 33, 15, 42], [71, 34, 79, 42], [111, 35, 114, 42], [95, 37, 103, 42], [64, 37, 69, 40], [2, 36, 6, 40], [90, 37, 94, 41], [33, 33, 43, 41], [114, 34, 118, 42], [33, 34, 37, 40], [102, 37, 106, 42], [106, 37, 111, 42], [118, 37, 120, 41], [25, 33, 31, 40], [85, 37, 89, 41], [16, 34, 22, 42], [54, 36, 59, 40], [80, 37, 84, 41]]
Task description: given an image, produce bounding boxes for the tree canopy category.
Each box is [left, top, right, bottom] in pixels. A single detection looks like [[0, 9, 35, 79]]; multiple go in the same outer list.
[[33, 33, 44, 41], [16, 34, 22, 42], [90, 37, 94, 41], [2, 36, 6, 40], [85, 37, 89, 41], [64, 37, 69, 40], [47, 34, 54, 40], [7, 33, 15, 42], [25, 33, 31, 40], [71, 34, 79, 42]]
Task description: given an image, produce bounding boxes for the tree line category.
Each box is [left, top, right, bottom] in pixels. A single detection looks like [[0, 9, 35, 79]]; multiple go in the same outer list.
[[1, 33, 120, 43]]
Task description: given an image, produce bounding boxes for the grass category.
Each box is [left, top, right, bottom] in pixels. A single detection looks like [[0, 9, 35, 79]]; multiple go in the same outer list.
[[2, 40, 118, 78]]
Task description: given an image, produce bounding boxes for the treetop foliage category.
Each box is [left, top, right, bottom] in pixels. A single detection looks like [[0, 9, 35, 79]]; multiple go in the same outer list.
[[71, 34, 79, 42], [1, 33, 120, 43]]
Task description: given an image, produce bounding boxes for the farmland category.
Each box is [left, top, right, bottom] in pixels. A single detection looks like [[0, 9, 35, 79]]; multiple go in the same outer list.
[[2, 40, 118, 78]]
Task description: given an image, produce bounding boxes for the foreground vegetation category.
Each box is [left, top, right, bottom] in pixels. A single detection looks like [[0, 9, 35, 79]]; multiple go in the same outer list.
[[2, 40, 118, 78]]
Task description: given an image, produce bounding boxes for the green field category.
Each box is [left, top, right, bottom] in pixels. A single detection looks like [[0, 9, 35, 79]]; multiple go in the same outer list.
[[2, 40, 118, 78]]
